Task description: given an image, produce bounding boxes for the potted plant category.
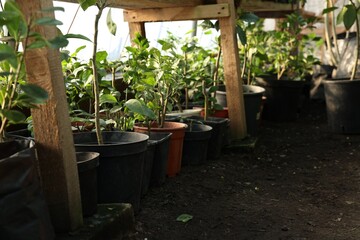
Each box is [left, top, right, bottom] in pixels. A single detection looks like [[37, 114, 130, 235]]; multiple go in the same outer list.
[[123, 33, 187, 177], [71, 0, 149, 214], [157, 32, 205, 118], [254, 11, 321, 121], [322, 0, 360, 134]]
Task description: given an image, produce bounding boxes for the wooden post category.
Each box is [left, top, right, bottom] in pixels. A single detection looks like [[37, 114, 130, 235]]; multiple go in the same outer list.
[[17, 0, 83, 232], [128, 22, 146, 41], [217, 0, 247, 140]]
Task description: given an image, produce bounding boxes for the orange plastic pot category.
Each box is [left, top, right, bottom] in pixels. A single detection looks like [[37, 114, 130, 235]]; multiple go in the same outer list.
[[133, 121, 187, 177]]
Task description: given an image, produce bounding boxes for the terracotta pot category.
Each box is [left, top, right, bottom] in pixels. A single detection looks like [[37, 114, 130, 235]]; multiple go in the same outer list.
[[133, 122, 187, 177], [194, 107, 229, 118]]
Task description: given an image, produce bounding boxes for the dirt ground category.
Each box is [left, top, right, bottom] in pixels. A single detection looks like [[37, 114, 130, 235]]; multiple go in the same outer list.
[[128, 99, 360, 240]]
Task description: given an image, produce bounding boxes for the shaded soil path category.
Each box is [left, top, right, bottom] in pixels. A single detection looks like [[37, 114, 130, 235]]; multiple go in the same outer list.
[[129, 100, 360, 240]]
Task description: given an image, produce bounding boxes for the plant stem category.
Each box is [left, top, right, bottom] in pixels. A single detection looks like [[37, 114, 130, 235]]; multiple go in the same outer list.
[[92, 1, 106, 145], [202, 80, 208, 121], [212, 46, 222, 102]]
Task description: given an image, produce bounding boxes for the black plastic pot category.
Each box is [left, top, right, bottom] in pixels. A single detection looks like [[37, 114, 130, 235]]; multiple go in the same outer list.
[[148, 132, 172, 187], [73, 131, 149, 214], [5, 128, 33, 139], [142, 139, 156, 196], [323, 79, 360, 134], [76, 152, 100, 217], [216, 85, 265, 137], [0, 139, 55, 239], [255, 75, 305, 121], [182, 123, 213, 166], [185, 116, 229, 160]]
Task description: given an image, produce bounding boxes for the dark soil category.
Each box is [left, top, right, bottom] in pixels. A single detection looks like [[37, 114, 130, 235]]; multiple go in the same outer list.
[[129, 99, 360, 240]]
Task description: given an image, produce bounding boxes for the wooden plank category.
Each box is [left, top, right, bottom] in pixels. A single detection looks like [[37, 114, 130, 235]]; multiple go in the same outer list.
[[58, 0, 206, 9], [17, 0, 83, 232], [124, 4, 229, 22], [240, 0, 295, 12], [217, 0, 247, 140]]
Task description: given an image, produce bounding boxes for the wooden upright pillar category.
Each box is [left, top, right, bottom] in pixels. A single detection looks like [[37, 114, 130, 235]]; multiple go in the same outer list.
[[129, 22, 146, 40], [18, 0, 83, 232], [217, 0, 247, 140]]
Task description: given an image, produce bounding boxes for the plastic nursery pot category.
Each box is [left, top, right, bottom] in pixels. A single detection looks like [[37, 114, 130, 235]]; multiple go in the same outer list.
[[322, 78, 360, 134], [76, 151, 100, 217], [182, 123, 213, 166], [255, 75, 305, 122], [133, 122, 187, 177], [73, 131, 149, 214], [185, 116, 229, 160], [142, 132, 172, 193], [215, 84, 265, 137]]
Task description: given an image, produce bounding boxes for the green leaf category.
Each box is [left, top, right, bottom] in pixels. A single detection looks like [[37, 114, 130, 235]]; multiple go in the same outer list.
[[110, 105, 122, 114], [322, 7, 338, 14], [64, 33, 92, 42], [48, 35, 69, 49], [176, 214, 193, 223], [0, 43, 17, 67], [41, 6, 65, 12], [100, 94, 118, 104], [3, 109, 26, 124], [78, 0, 97, 11], [125, 99, 156, 120], [20, 84, 48, 104], [239, 12, 259, 23], [35, 17, 63, 26], [106, 9, 117, 36], [27, 39, 47, 49], [343, 4, 357, 30], [236, 25, 246, 45], [3, 1, 27, 41], [96, 51, 108, 62]]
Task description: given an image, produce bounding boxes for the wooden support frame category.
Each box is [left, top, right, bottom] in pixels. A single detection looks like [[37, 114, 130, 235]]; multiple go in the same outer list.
[[18, 0, 83, 232], [124, 4, 229, 22], [216, 0, 246, 140], [59, 0, 206, 9]]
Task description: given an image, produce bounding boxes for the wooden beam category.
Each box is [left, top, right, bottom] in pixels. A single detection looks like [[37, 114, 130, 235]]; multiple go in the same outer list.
[[240, 0, 295, 12], [58, 0, 206, 9], [217, 0, 247, 140], [17, 0, 83, 233], [123, 4, 229, 22]]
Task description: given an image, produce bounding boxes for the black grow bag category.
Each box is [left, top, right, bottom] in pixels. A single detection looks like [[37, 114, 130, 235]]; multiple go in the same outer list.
[[0, 139, 54, 240]]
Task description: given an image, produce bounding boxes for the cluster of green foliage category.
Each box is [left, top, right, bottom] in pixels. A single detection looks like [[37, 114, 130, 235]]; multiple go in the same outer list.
[[238, 12, 321, 81], [0, 0, 87, 142]]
